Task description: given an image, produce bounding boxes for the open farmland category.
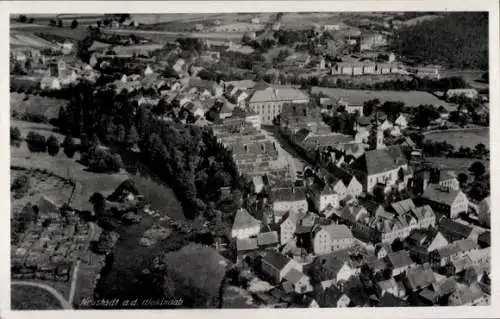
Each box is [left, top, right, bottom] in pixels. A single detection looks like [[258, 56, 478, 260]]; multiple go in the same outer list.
[[11, 94, 67, 122], [10, 26, 90, 42], [424, 128, 489, 149], [422, 157, 489, 175], [311, 87, 457, 110]]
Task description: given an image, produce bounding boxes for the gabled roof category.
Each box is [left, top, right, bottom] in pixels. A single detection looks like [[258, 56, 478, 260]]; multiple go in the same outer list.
[[390, 199, 416, 215], [421, 186, 465, 206], [438, 218, 473, 239], [320, 224, 354, 240], [271, 187, 307, 203], [351, 145, 406, 175], [387, 250, 414, 269], [405, 267, 435, 291], [249, 86, 310, 104], [257, 231, 279, 246], [260, 250, 292, 271], [232, 208, 261, 231], [284, 268, 307, 284], [236, 238, 258, 251], [436, 239, 479, 259]]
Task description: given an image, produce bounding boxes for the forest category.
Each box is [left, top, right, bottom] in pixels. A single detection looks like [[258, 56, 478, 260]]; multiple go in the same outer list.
[[393, 12, 488, 69]]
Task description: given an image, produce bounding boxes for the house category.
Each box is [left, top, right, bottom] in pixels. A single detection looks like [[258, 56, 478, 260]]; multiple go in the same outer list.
[[329, 166, 363, 198], [310, 183, 340, 213], [231, 208, 261, 239], [408, 231, 449, 263], [448, 283, 489, 306], [277, 212, 304, 245], [348, 145, 412, 193], [477, 196, 490, 227], [236, 237, 259, 261], [247, 84, 310, 124], [40, 76, 61, 90], [393, 114, 408, 129], [431, 239, 479, 267], [337, 97, 364, 114], [313, 224, 355, 255], [437, 218, 474, 242], [374, 243, 391, 259], [310, 257, 356, 289], [260, 250, 303, 283], [420, 185, 468, 219], [271, 187, 308, 220], [386, 250, 415, 277], [414, 66, 441, 80], [376, 277, 406, 298], [282, 268, 313, 294], [404, 267, 436, 292], [318, 286, 351, 307], [438, 171, 460, 191], [257, 231, 279, 249], [445, 88, 479, 100]]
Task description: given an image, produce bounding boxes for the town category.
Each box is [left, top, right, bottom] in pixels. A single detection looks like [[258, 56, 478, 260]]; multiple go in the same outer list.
[[10, 12, 490, 310]]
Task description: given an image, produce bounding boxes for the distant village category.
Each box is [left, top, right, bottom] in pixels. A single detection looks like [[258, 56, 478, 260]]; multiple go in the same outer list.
[[10, 12, 490, 309]]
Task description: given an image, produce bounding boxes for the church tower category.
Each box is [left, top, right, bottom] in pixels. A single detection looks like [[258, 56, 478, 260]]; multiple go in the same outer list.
[[368, 112, 386, 150]]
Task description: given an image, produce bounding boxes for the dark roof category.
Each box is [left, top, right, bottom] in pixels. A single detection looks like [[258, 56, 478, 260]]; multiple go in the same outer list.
[[478, 231, 491, 247], [271, 187, 307, 203], [329, 166, 356, 185], [436, 239, 479, 259], [438, 218, 473, 239], [351, 146, 406, 175], [405, 267, 435, 291], [377, 293, 409, 307], [260, 250, 291, 271], [387, 250, 414, 269]]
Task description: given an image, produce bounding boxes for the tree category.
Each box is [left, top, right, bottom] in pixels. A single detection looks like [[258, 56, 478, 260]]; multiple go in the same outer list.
[[363, 99, 379, 117], [49, 19, 57, 27], [474, 143, 487, 157], [125, 125, 139, 147], [71, 19, 78, 29], [11, 174, 30, 198], [62, 135, 77, 158], [10, 126, 21, 142], [89, 192, 106, 217], [17, 15, 28, 23], [57, 20, 63, 28], [46, 135, 60, 156], [26, 131, 46, 153], [469, 161, 486, 180], [457, 173, 468, 188]]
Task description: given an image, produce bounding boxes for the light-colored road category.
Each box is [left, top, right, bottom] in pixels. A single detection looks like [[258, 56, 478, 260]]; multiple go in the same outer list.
[[68, 260, 81, 305], [12, 281, 73, 310]]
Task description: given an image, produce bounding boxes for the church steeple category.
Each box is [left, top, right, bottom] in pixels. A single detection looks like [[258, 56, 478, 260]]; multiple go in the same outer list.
[[368, 112, 386, 150]]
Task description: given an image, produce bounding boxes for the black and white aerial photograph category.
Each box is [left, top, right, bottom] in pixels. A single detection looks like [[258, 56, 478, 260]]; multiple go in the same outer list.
[[7, 3, 494, 313]]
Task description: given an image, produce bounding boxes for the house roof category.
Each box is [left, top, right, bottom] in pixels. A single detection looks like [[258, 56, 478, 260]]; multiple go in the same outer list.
[[321, 224, 354, 240], [377, 277, 398, 292], [232, 208, 261, 231], [284, 268, 306, 284], [249, 86, 310, 104], [260, 250, 291, 271], [478, 231, 490, 246], [390, 199, 416, 215], [421, 186, 464, 206], [405, 267, 436, 291], [351, 145, 406, 176], [438, 218, 473, 239], [271, 187, 307, 203], [387, 250, 413, 269], [257, 231, 279, 246], [377, 293, 409, 307], [236, 237, 258, 251], [436, 239, 479, 259]]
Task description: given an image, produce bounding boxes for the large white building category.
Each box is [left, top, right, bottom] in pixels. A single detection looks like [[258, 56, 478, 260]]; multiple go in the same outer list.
[[248, 84, 310, 125]]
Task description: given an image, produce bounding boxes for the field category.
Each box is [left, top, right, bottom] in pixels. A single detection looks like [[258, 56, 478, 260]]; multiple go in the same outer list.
[[11, 140, 129, 212], [11, 285, 63, 310], [10, 26, 90, 42], [441, 69, 489, 91], [423, 157, 489, 175], [424, 128, 490, 149], [311, 87, 457, 110], [11, 166, 73, 214], [11, 94, 67, 122]]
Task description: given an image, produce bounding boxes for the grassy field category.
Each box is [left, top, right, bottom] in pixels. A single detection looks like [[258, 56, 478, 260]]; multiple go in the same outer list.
[[11, 119, 70, 143], [424, 128, 490, 149], [311, 87, 457, 110], [11, 94, 67, 122], [11, 285, 63, 310], [11, 141, 129, 212], [423, 157, 489, 174], [11, 26, 90, 42]]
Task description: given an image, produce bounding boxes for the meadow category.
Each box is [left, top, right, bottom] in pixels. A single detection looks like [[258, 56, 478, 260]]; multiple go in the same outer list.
[[11, 285, 63, 310], [423, 128, 490, 149]]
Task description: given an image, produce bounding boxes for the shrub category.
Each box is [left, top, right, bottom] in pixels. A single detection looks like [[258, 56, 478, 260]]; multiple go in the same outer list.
[[62, 135, 76, 158], [46, 135, 60, 156], [26, 131, 46, 153], [11, 174, 31, 198], [10, 126, 21, 142]]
